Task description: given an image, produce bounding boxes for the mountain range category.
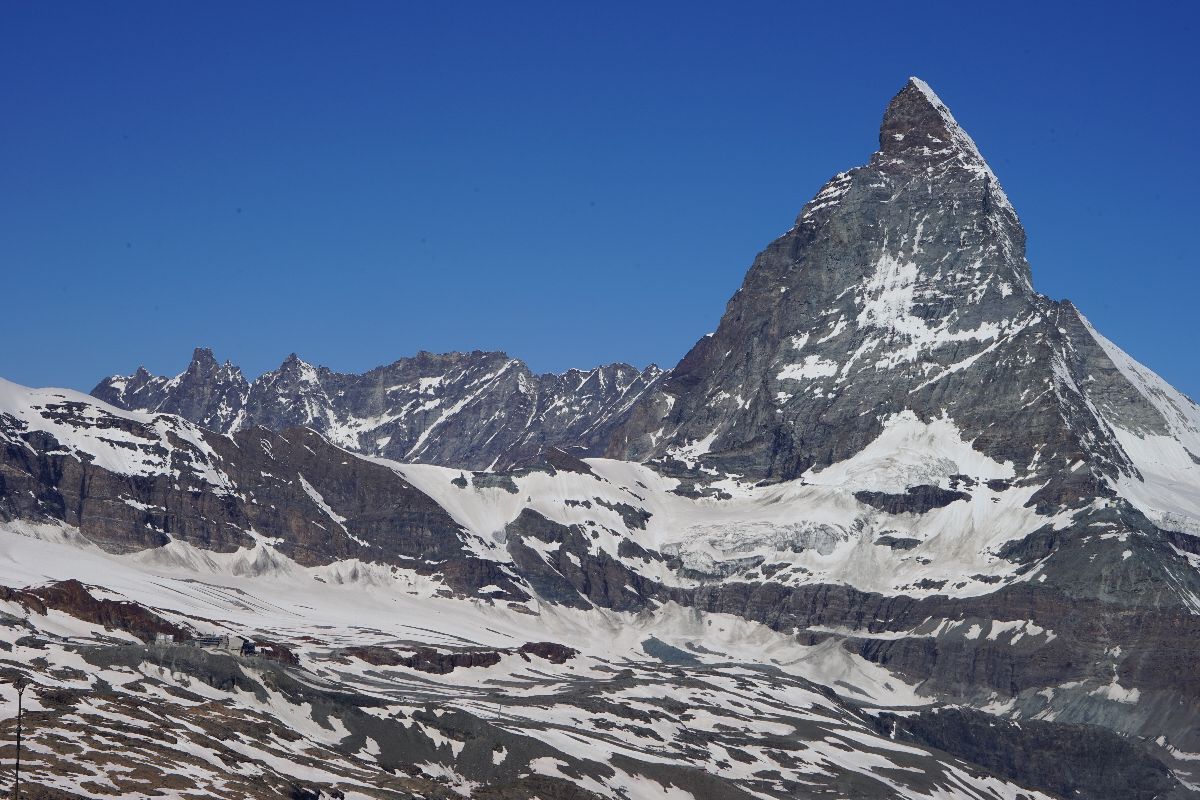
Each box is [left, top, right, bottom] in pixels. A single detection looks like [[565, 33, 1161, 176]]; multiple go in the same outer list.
[[93, 349, 662, 472], [2, 78, 1198, 799]]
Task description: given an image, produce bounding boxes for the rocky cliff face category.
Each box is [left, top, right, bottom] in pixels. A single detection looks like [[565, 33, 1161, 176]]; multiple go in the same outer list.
[[0, 380, 527, 601], [605, 79, 1185, 506], [5, 77, 1200, 797], [92, 348, 250, 433], [94, 349, 661, 471]]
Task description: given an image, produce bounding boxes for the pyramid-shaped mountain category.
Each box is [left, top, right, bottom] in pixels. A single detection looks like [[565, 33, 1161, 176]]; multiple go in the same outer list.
[[609, 78, 1200, 519]]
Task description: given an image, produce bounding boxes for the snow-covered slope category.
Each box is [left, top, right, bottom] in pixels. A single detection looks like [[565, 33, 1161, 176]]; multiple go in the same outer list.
[[1078, 315, 1200, 534], [394, 442, 1053, 601], [0, 378, 233, 485], [0, 522, 1147, 800]]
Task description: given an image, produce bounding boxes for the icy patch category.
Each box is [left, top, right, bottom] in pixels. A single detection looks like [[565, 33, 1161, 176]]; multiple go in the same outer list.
[[666, 432, 719, 466], [1091, 677, 1141, 705], [778, 356, 840, 381], [665, 522, 845, 577], [851, 253, 1006, 371], [297, 474, 346, 526], [805, 410, 1014, 493]]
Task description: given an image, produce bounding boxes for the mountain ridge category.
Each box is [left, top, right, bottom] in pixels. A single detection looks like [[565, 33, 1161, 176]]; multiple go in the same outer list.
[[94, 347, 665, 471]]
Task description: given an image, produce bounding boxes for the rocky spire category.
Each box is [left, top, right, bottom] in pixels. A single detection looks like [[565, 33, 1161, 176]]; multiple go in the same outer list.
[[877, 77, 1016, 217], [605, 78, 1051, 481], [187, 347, 218, 371], [276, 352, 311, 374], [880, 78, 964, 154]]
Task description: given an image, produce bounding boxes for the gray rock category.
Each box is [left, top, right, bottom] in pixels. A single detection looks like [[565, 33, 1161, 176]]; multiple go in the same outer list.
[[95, 349, 662, 471], [602, 78, 1178, 514]]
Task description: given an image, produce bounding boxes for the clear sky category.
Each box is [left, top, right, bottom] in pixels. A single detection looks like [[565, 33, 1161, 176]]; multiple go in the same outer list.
[[2, 2, 1197, 398]]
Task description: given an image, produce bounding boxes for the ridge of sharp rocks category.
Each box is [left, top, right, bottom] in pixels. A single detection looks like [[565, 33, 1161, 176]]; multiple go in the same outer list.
[[95, 348, 663, 471], [92, 347, 250, 433]]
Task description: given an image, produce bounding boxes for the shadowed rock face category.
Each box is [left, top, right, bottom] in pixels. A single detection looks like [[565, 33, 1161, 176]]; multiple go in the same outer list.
[[92, 348, 250, 433], [875, 707, 1180, 800], [854, 485, 970, 514]]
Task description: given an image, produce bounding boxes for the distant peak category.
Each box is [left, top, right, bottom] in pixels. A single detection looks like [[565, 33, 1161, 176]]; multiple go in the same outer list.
[[190, 347, 217, 367], [277, 353, 320, 380]]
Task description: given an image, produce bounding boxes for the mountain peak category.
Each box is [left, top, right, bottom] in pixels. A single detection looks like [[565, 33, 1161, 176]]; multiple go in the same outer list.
[[880, 78, 973, 156], [880, 78, 953, 149], [189, 347, 218, 370], [877, 77, 1014, 216]]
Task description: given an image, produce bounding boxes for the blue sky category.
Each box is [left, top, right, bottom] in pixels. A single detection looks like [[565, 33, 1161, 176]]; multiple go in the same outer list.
[[2, 2, 1197, 398]]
